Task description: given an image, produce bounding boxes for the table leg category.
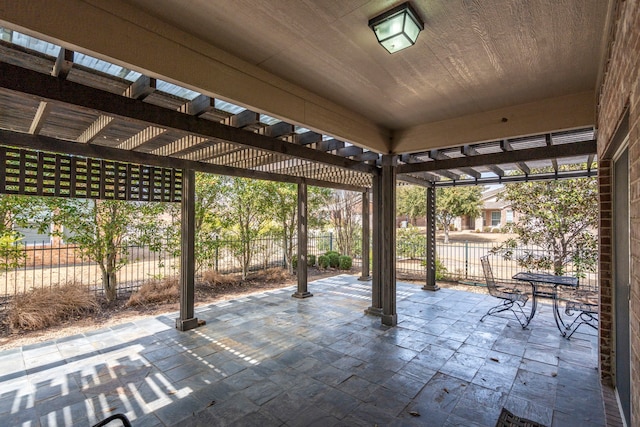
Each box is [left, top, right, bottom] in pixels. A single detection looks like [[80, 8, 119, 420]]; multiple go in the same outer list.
[[524, 283, 537, 327], [551, 286, 574, 336]]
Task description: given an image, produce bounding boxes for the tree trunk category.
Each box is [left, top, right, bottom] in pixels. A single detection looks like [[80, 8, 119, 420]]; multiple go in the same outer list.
[[553, 247, 564, 275], [443, 226, 450, 244], [103, 270, 117, 303], [241, 239, 250, 280], [284, 233, 293, 274]]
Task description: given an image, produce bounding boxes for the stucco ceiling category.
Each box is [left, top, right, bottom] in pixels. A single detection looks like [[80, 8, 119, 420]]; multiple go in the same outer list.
[[128, 0, 610, 130]]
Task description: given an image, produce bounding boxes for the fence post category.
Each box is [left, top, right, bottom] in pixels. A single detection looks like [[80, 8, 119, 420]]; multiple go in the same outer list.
[[329, 232, 333, 252], [465, 240, 469, 280], [215, 235, 219, 272]]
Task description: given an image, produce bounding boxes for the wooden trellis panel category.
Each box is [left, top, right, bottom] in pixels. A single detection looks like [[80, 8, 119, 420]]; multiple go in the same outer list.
[[0, 146, 182, 201]]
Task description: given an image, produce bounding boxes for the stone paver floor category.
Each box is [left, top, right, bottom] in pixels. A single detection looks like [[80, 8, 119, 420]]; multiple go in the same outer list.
[[0, 275, 604, 426]]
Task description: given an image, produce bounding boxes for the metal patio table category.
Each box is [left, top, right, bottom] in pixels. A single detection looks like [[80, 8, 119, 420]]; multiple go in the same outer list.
[[512, 271, 579, 333]]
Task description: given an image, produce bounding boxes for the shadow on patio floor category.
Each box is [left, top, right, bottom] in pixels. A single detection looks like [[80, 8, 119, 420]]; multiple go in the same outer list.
[[0, 275, 604, 427]]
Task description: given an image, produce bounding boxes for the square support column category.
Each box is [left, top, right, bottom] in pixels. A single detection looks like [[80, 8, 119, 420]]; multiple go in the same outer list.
[[381, 155, 397, 326], [176, 169, 204, 331], [359, 189, 371, 281], [423, 185, 440, 291], [366, 173, 382, 316], [293, 180, 312, 299]]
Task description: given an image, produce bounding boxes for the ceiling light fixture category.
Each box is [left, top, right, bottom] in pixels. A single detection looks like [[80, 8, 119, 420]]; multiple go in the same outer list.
[[368, 2, 424, 54]]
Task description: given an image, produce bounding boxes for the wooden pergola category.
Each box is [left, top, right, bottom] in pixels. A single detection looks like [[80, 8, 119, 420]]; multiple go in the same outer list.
[[0, 29, 597, 330]]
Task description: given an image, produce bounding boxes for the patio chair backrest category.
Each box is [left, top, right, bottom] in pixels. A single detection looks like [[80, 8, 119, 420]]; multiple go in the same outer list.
[[480, 255, 500, 297]]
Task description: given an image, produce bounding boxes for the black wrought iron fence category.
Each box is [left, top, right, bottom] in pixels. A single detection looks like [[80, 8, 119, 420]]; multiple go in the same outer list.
[[0, 232, 598, 308], [396, 238, 598, 293], [0, 233, 342, 305]]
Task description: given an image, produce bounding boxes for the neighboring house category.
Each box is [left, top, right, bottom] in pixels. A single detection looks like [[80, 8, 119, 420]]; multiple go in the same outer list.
[[478, 187, 515, 230], [14, 225, 52, 245], [395, 187, 517, 231]]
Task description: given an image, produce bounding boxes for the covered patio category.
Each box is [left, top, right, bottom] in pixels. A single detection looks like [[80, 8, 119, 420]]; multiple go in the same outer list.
[[0, 0, 638, 426], [0, 275, 602, 426]]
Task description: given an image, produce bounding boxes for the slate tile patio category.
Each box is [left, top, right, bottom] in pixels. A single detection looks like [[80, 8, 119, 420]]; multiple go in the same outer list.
[[0, 274, 604, 426]]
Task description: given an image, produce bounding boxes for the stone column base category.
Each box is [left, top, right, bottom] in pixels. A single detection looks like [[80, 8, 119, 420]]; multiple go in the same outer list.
[[365, 306, 383, 316], [175, 317, 205, 331], [381, 313, 397, 326], [423, 283, 440, 291], [292, 291, 313, 299]]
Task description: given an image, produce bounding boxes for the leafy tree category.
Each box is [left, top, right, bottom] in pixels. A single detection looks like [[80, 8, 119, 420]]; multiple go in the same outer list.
[[46, 199, 167, 303], [0, 194, 51, 235], [436, 186, 483, 243], [397, 185, 426, 225], [221, 178, 275, 279], [164, 173, 228, 274], [397, 225, 426, 259], [495, 172, 598, 276], [0, 233, 26, 271], [269, 183, 330, 273], [327, 190, 361, 257], [0, 195, 50, 271]]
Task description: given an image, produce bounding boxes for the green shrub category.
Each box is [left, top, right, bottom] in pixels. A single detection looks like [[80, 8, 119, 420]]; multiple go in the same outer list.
[[307, 254, 316, 267], [435, 258, 447, 280], [420, 257, 448, 280], [318, 255, 330, 269], [326, 252, 340, 268], [291, 257, 297, 269], [338, 255, 352, 270]]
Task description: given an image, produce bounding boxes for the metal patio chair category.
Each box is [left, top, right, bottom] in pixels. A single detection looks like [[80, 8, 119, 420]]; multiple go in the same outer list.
[[558, 286, 599, 339], [91, 414, 132, 427], [480, 255, 531, 328]]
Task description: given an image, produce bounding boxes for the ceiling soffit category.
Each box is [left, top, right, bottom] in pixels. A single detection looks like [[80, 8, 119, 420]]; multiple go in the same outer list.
[[0, 0, 609, 154]]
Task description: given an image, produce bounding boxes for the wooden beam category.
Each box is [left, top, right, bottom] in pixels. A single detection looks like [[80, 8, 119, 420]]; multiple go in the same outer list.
[[0, 62, 375, 174], [398, 140, 596, 175], [434, 169, 596, 187], [28, 101, 52, 135], [317, 139, 344, 152], [545, 134, 559, 172], [76, 115, 114, 143], [461, 145, 504, 176], [397, 174, 433, 187], [501, 139, 530, 174], [434, 170, 461, 181], [180, 142, 237, 161], [178, 94, 214, 116], [428, 150, 481, 179], [152, 135, 207, 156], [117, 126, 167, 151], [296, 131, 323, 146], [353, 151, 380, 162], [263, 121, 295, 138], [123, 75, 156, 100], [229, 109, 259, 128], [0, 129, 367, 192], [587, 154, 595, 172], [336, 145, 363, 158], [52, 48, 74, 78]]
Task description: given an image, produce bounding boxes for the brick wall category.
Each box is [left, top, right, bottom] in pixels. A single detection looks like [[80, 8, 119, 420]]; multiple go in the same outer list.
[[598, 160, 613, 385], [23, 243, 87, 267], [596, 0, 640, 425]]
